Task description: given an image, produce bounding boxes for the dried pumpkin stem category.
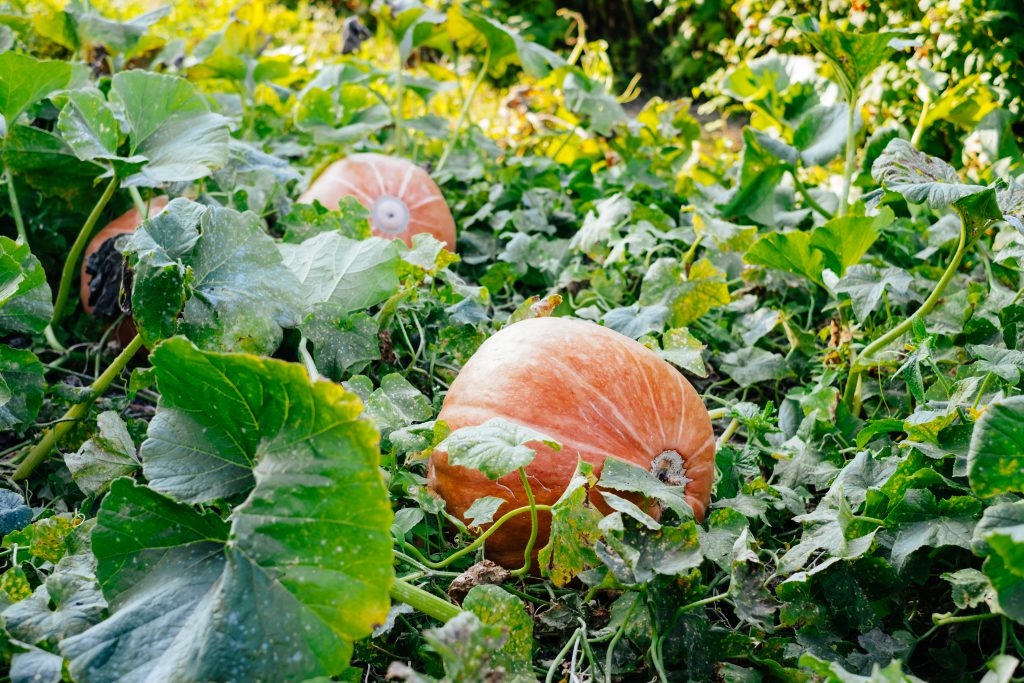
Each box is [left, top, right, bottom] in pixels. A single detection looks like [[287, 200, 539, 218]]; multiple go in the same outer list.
[[14, 334, 144, 480], [511, 467, 540, 577], [52, 176, 120, 324]]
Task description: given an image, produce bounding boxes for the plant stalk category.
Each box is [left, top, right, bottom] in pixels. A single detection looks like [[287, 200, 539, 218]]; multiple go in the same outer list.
[[843, 217, 970, 412], [14, 333, 144, 480], [389, 578, 461, 623], [791, 170, 834, 219], [5, 164, 27, 244], [838, 98, 858, 217], [436, 47, 492, 172], [911, 98, 931, 149], [511, 468, 540, 577], [51, 177, 119, 324], [394, 50, 405, 155]]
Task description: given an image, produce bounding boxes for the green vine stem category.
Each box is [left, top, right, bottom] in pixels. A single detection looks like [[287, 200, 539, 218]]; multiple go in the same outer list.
[[389, 578, 461, 623], [51, 176, 120, 324], [605, 595, 640, 683], [128, 186, 148, 217], [14, 333, 144, 480], [932, 611, 998, 626], [436, 47, 492, 172], [297, 336, 320, 381], [510, 467, 540, 577], [837, 98, 858, 217], [405, 501, 553, 570], [843, 215, 970, 413], [911, 97, 932, 149], [5, 163, 26, 244], [394, 49, 405, 156], [791, 170, 834, 219], [706, 407, 730, 420]]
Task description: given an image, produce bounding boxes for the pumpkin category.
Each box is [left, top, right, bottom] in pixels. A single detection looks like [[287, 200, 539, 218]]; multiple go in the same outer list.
[[298, 154, 456, 250], [81, 196, 169, 317], [428, 316, 715, 569]]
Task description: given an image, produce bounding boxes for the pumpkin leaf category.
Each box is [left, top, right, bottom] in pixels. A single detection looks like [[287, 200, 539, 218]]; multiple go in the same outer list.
[[538, 460, 602, 586], [64, 411, 140, 496], [463, 496, 506, 529], [0, 488, 32, 536], [279, 233, 401, 315], [0, 345, 45, 432], [437, 417, 561, 480], [834, 264, 916, 321], [463, 585, 533, 675], [0, 52, 72, 127], [0, 236, 53, 335], [968, 396, 1024, 498], [124, 198, 302, 354], [791, 16, 901, 99], [361, 373, 433, 440], [597, 517, 703, 585], [64, 0, 171, 55], [299, 306, 380, 381], [62, 338, 393, 681], [884, 489, 981, 571], [871, 138, 986, 208], [109, 70, 229, 186]]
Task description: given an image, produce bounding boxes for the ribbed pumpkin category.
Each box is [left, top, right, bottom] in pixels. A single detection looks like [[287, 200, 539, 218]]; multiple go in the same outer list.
[[298, 154, 456, 250], [80, 196, 169, 316], [428, 316, 715, 569]]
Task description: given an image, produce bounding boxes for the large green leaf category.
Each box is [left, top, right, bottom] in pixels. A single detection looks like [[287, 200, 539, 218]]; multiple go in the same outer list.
[[64, 411, 140, 496], [463, 585, 533, 676], [64, 0, 170, 55], [2, 124, 105, 201], [56, 89, 121, 162], [0, 235, 52, 334], [871, 138, 985, 208], [448, 6, 564, 79], [0, 52, 72, 126], [109, 70, 229, 185], [745, 230, 824, 285], [0, 344, 44, 431], [791, 16, 899, 98], [885, 489, 981, 571], [62, 339, 393, 681], [538, 460, 602, 586], [438, 417, 561, 480], [124, 198, 302, 354], [968, 396, 1024, 498], [279, 233, 401, 315]]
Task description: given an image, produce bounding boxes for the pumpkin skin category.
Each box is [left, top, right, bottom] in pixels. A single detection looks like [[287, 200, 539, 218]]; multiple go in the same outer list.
[[428, 316, 715, 569], [80, 196, 170, 316], [298, 154, 456, 250]]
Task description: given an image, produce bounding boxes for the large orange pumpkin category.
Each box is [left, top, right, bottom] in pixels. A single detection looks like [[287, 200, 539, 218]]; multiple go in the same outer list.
[[81, 196, 169, 316], [428, 316, 715, 569], [298, 154, 456, 250]]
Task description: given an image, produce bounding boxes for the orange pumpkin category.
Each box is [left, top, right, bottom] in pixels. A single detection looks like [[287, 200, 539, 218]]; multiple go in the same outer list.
[[428, 316, 715, 569], [298, 154, 456, 250], [81, 196, 169, 316]]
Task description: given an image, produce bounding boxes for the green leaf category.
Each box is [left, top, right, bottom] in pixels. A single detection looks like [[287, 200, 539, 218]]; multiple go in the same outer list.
[[597, 517, 703, 585], [463, 496, 506, 529], [778, 496, 877, 575], [639, 257, 730, 326], [0, 52, 72, 125], [791, 16, 900, 98], [885, 489, 981, 571], [64, 411, 140, 496], [125, 198, 302, 354], [538, 460, 602, 586], [463, 585, 533, 675], [361, 373, 433, 439], [62, 340, 392, 681], [719, 347, 793, 388], [2, 541, 104, 648], [279, 233, 401, 315], [448, 7, 564, 79], [438, 417, 560, 480], [0, 236, 53, 334], [834, 265, 915, 321], [300, 306, 380, 381], [795, 102, 857, 166], [745, 230, 825, 285], [2, 124, 105, 202], [64, 0, 171, 54], [110, 70, 229, 185], [56, 88, 121, 162], [562, 69, 629, 136], [658, 326, 707, 377], [0, 488, 31, 536], [970, 346, 1024, 384], [968, 396, 1024, 498], [414, 611, 509, 683], [0, 345, 45, 432], [809, 208, 892, 276], [281, 197, 371, 244], [871, 138, 985, 208], [598, 457, 692, 519]]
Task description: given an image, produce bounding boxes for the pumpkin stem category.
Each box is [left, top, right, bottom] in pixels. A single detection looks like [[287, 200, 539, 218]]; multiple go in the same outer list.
[[650, 450, 687, 487]]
